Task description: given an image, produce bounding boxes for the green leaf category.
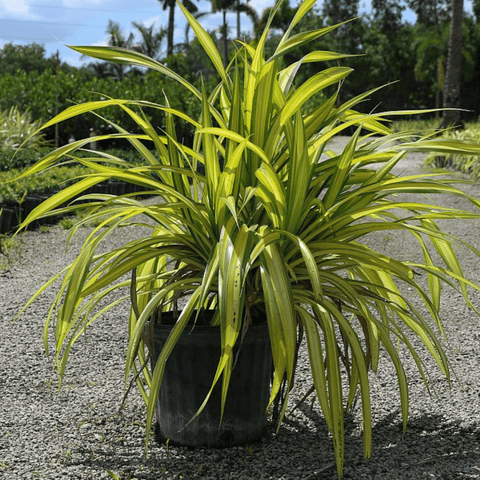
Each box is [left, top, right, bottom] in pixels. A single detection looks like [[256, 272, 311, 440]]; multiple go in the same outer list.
[[280, 67, 352, 126], [178, 2, 229, 87], [18, 176, 105, 231], [280, 0, 320, 41], [279, 52, 356, 93], [312, 302, 344, 477], [255, 162, 286, 229], [70, 45, 202, 99], [194, 223, 254, 423], [323, 128, 361, 210], [272, 24, 356, 65], [144, 287, 202, 454], [198, 127, 269, 163], [259, 233, 297, 421], [299, 308, 331, 427]]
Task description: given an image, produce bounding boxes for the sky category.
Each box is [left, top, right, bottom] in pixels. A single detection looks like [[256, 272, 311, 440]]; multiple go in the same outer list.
[[2, 0, 274, 66], [0, 0, 457, 68]]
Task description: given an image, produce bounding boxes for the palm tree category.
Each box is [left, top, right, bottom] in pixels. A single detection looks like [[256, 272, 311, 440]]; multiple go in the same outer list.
[[157, 0, 199, 57], [91, 20, 134, 80], [210, 0, 258, 66], [234, 0, 258, 39], [257, 0, 295, 35], [106, 19, 134, 48], [474, 0, 480, 21], [185, 1, 257, 54], [132, 21, 166, 60], [371, 0, 405, 33], [405, 0, 448, 25], [184, 11, 211, 46], [210, 0, 232, 66], [440, 0, 464, 129], [86, 60, 111, 79], [414, 23, 449, 117]]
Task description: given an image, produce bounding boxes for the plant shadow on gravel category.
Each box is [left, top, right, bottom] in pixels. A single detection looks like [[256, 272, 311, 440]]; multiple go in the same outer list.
[[345, 411, 480, 479], [59, 410, 341, 479], [284, 401, 480, 479]]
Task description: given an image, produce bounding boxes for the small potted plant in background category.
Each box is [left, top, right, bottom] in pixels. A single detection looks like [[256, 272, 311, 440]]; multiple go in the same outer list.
[[0, 106, 50, 233], [13, 0, 480, 477]]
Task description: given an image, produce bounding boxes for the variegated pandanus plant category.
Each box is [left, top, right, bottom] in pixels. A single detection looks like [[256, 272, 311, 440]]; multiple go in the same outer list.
[[14, 0, 480, 477]]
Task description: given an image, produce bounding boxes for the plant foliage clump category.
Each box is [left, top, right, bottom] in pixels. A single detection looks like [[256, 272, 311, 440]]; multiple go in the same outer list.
[[14, 1, 480, 478], [0, 107, 49, 170], [425, 124, 480, 178]]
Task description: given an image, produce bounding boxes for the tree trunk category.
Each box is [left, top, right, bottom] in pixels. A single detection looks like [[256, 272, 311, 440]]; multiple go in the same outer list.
[[167, 0, 175, 57], [440, 0, 464, 129], [435, 57, 444, 120], [236, 0, 241, 38], [223, 10, 228, 67]]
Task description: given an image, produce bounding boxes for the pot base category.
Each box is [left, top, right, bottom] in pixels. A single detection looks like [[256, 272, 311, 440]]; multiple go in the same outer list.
[[151, 314, 272, 448]]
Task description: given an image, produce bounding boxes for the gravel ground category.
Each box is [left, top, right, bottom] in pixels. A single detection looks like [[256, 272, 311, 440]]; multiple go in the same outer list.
[[1, 137, 480, 480]]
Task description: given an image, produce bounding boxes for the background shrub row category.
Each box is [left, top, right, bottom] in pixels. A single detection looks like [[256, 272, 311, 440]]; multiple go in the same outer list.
[[0, 150, 154, 234], [0, 68, 215, 149]]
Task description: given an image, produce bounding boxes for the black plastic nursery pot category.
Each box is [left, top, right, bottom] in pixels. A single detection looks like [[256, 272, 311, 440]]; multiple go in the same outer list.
[[22, 195, 54, 227], [0, 207, 14, 234], [151, 311, 272, 448], [23, 195, 43, 217]]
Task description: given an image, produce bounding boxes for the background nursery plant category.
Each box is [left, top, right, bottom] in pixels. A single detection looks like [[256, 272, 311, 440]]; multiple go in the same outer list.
[[0, 106, 49, 170], [14, 0, 480, 478]]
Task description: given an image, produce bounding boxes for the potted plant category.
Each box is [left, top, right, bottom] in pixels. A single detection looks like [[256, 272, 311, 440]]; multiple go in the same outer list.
[[13, 1, 480, 477]]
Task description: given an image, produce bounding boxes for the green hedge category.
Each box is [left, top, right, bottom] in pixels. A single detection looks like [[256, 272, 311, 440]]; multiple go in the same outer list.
[[0, 144, 155, 172], [0, 147, 158, 205], [0, 165, 90, 205], [0, 67, 215, 149], [0, 148, 48, 171]]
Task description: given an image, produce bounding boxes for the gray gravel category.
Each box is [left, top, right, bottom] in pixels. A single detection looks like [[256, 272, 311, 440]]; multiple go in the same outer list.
[[1, 137, 480, 479]]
